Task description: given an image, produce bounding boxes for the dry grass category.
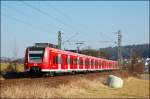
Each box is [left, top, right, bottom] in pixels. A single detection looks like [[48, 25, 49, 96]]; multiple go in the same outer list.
[[0, 75, 5, 80], [0, 63, 10, 72], [16, 64, 24, 72], [1, 77, 149, 98], [86, 77, 149, 98], [0, 63, 24, 73]]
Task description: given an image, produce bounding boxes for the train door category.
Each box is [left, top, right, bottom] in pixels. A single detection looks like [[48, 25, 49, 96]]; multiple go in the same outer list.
[[104, 61, 107, 69], [70, 55, 74, 69], [73, 56, 78, 69], [94, 59, 96, 70], [79, 57, 83, 69], [50, 51, 58, 70], [93, 59, 95, 70], [108, 62, 110, 69], [106, 61, 108, 69], [91, 59, 94, 69], [99, 60, 101, 69], [85, 58, 89, 70], [61, 54, 67, 70], [112, 62, 114, 69], [110, 62, 112, 69], [113, 62, 115, 69], [102, 60, 105, 69], [95, 60, 98, 69], [82, 57, 85, 70], [116, 62, 118, 69], [77, 57, 79, 70], [108, 61, 110, 69], [89, 58, 91, 70]]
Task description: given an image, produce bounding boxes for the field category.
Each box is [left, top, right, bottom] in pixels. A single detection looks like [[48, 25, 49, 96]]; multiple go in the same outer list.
[[0, 64, 149, 99], [0, 63, 24, 73]]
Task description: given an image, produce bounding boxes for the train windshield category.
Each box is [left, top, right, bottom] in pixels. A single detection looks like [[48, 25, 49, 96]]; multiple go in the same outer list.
[[28, 47, 45, 62]]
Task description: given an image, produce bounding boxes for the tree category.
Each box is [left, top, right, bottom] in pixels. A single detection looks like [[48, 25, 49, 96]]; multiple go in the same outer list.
[[131, 51, 140, 65], [130, 51, 144, 74]]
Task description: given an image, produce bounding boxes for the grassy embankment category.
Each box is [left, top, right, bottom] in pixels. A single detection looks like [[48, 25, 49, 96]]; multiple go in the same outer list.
[[0, 63, 24, 80], [1, 77, 149, 98], [0, 63, 24, 72], [0, 63, 149, 98]]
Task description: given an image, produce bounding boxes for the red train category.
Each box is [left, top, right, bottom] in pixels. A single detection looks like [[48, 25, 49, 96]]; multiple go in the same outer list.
[[24, 43, 118, 76]]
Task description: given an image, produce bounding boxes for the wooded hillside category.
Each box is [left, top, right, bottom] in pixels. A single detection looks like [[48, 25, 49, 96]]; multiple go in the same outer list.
[[81, 43, 149, 60]]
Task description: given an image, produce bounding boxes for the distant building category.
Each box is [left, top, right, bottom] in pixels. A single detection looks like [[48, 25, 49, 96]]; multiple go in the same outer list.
[[144, 57, 150, 73]]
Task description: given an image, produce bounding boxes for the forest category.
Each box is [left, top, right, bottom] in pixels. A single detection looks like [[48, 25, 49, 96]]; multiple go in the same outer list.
[[80, 43, 149, 60]]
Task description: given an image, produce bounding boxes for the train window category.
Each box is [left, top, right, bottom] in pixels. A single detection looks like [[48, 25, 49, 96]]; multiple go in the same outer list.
[[70, 58, 73, 65], [77, 59, 80, 65], [53, 55, 61, 64], [58, 56, 62, 64], [28, 47, 44, 62], [95, 60, 98, 66], [91, 60, 94, 66], [29, 54, 43, 61], [53, 56, 58, 64], [73, 58, 77, 65], [102, 61, 105, 67], [99, 60, 101, 66], [109, 63, 111, 66], [66, 57, 70, 64], [93, 60, 95, 66], [85, 59, 89, 66]]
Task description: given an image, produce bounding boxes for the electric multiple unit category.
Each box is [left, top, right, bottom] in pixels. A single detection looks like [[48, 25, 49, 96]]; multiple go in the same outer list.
[[24, 43, 118, 76]]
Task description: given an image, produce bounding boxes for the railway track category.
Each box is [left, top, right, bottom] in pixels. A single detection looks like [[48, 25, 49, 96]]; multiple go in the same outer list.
[[0, 70, 130, 89]]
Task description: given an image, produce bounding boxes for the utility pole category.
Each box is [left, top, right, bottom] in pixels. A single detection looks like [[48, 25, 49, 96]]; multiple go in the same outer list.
[[58, 31, 62, 49], [117, 30, 122, 69], [75, 41, 84, 53]]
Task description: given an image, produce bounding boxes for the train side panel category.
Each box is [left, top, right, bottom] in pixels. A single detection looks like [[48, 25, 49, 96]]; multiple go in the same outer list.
[[24, 46, 119, 75]]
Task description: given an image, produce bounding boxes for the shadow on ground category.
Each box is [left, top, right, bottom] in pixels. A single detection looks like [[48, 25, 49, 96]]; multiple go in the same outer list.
[[1, 72, 28, 79]]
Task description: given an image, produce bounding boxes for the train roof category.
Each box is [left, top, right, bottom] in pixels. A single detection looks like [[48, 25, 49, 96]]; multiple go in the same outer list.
[[27, 46, 117, 62], [48, 47, 116, 62]]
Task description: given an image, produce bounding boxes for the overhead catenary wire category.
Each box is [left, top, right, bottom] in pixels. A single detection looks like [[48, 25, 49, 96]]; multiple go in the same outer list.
[[2, 13, 51, 34], [3, 4, 57, 33], [22, 1, 92, 46], [47, 2, 91, 32], [3, 3, 82, 49], [13, 1, 92, 48], [4, 2, 103, 50], [21, 1, 82, 33], [47, 3, 93, 45], [47, 3, 72, 22], [62, 33, 79, 45], [99, 32, 116, 43], [2, 13, 33, 27], [98, 32, 117, 47]]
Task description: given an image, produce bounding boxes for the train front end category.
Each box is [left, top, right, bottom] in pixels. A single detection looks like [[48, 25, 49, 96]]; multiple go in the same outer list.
[[24, 46, 48, 76]]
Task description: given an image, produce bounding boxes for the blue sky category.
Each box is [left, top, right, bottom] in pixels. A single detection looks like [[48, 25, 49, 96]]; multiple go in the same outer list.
[[1, 1, 149, 58]]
